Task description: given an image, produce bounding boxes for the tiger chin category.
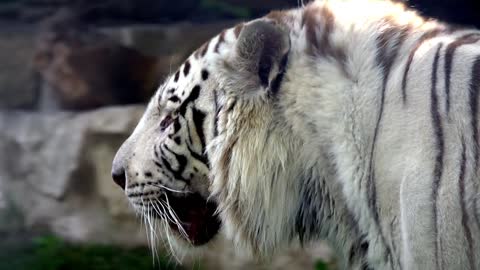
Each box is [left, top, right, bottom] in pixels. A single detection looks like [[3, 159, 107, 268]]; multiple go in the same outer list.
[[112, 0, 480, 269]]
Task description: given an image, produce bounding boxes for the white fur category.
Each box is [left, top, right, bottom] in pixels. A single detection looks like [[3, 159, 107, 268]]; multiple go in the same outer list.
[[117, 1, 480, 269]]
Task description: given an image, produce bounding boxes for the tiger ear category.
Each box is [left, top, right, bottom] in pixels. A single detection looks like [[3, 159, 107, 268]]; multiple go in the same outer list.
[[235, 20, 290, 93]]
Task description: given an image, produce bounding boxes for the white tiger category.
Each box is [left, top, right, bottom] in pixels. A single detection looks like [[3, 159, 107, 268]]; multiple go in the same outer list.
[[112, 0, 480, 269]]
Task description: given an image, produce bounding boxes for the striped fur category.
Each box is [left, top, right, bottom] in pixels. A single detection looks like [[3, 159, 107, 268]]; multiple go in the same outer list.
[[113, 0, 480, 269]]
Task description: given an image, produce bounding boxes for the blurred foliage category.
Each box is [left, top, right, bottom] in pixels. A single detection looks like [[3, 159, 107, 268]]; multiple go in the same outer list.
[[0, 236, 182, 270], [315, 260, 330, 270], [199, 0, 252, 19]]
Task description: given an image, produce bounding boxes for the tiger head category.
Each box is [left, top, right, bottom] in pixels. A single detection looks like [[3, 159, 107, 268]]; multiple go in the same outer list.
[[112, 15, 307, 254]]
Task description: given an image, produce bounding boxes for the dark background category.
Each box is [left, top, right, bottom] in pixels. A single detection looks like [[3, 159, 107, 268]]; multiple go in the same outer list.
[[0, 0, 479, 27], [406, 0, 480, 28]]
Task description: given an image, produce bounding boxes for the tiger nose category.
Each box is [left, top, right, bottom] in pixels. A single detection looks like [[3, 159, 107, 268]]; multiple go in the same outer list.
[[111, 159, 126, 190]]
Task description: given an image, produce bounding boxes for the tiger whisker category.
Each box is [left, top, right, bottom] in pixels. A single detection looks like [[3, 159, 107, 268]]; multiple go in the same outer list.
[[142, 197, 157, 257], [154, 198, 174, 220], [151, 183, 191, 194], [157, 199, 189, 241], [140, 199, 151, 252], [148, 207, 159, 261], [136, 194, 190, 260], [163, 217, 181, 262], [147, 196, 167, 220], [147, 198, 162, 265], [153, 197, 178, 226], [162, 194, 190, 241]]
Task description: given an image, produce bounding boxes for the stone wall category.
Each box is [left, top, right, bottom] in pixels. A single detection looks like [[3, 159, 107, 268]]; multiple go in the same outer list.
[[0, 106, 147, 245]]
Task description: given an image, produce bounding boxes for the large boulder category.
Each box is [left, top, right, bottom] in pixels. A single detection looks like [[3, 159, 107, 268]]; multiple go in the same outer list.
[[0, 25, 38, 110], [32, 10, 235, 111], [0, 9, 237, 112], [0, 106, 147, 245], [33, 10, 162, 111], [101, 21, 234, 61]]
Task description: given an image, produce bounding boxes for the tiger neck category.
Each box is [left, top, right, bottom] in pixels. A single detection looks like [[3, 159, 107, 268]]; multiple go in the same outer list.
[[279, 2, 438, 267], [294, 156, 369, 268]]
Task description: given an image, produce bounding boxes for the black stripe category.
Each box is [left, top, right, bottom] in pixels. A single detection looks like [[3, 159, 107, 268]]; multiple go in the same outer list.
[[169, 95, 180, 103], [201, 69, 209, 81], [191, 107, 206, 149], [174, 71, 180, 82], [213, 90, 220, 137], [445, 34, 480, 114], [214, 30, 226, 53], [173, 120, 181, 133], [402, 28, 444, 104], [430, 43, 444, 270], [368, 26, 407, 268], [475, 200, 480, 235], [226, 99, 237, 113], [470, 57, 480, 231], [233, 23, 244, 38], [161, 145, 189, 184], [183, 60, 191, 76], [163, 145, 186, 169], [270, 51, 289, 95], [470, 57, 480, 168], [200, 41, 210, 57], [458, 137, 476, 270], [348, 239, 370, 269], [187, 144, 209, 166], [295, 169, 320, 242], [178, 85, 201, 115]]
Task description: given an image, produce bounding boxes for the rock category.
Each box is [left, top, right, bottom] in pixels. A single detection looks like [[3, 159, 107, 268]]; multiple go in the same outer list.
[[0, 17, 238, 112], [32, 11, 235, 111], [102, 21, 234, 56], [0, 25, 38, 110], [0, 106, 147, 245], [33, 11, 162, 110], [100, 21, 235, 77]]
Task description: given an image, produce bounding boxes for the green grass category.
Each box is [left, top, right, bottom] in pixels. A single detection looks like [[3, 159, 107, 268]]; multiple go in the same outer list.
[[315, 260, 330, 270], [0, 235, 332, 270], [0, 236, 181, 270]]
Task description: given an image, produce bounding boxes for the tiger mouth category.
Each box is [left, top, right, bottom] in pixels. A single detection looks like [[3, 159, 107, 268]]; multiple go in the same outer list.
[[161, 192, 220, 245], [131, 190, 221, 246]]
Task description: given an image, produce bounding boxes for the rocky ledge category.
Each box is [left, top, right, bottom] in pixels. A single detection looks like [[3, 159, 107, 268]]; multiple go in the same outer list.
[[0, 106, 146, 245]]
